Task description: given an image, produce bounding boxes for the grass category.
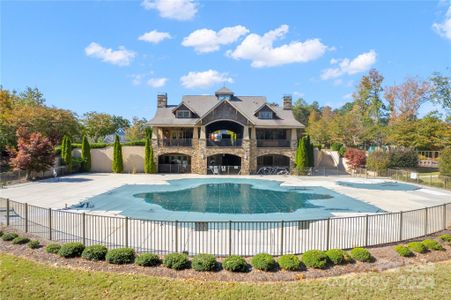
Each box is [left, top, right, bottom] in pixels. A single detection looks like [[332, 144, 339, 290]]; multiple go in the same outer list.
[[1, 254, 451, 299]]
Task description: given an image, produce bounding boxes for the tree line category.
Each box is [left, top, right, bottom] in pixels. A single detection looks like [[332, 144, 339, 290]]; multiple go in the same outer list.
[[292, 69, 450, 150]]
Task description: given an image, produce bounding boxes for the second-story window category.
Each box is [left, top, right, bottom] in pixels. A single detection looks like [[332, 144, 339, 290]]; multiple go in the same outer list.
[[258, 111, 273, 119], [176, 110, 191, 118]]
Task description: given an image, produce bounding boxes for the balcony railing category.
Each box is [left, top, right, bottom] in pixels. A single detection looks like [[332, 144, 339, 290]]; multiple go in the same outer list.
[[207, 165, 241, 175], [160, 138, 192, 147], [158, 164, 191, 174], [207, 138, 242, 147], [257, 139, 291, 147]]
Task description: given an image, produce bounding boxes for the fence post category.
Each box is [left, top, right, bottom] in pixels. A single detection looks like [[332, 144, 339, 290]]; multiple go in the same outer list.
[[399, 211, 403, 242], [228, 220, 232, 256], [82, 213, 86, 245], [326, 218, 330, 250], [25, 203, 28, 233], [443, 204, 447, 230], [365, 214, 369, 247], [175, 220, 178, 252], [125, 217, 129, 248], [6, 198, 10, 226], [424, 207, 428, 236], [280, 220, 284, 256], [48, 208, 52, 241]]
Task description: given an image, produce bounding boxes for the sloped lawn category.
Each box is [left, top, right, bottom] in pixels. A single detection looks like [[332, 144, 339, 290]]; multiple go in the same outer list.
[[1, 253, 450, 300]]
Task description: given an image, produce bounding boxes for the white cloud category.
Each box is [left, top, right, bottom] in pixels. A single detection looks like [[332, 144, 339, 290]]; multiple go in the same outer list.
[[182, 25, 249, 53], [141, 0, 197, 21], [130, 74, 144, 85], [343, 93, 353, 100], [180, 69, 233, 88], [147, 77, 168, 88], [227, 25, 327, 68], [320, 50, 377, 80], [433, 6, 451, 41], [138, 30, 172, 44], [85, 42, 135, 66]]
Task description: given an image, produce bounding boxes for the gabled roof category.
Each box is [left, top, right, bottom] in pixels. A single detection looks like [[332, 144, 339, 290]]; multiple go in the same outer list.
[[254, 103, 278, 117], [215, 87, 234, 95], [148, 93, 304, 128]]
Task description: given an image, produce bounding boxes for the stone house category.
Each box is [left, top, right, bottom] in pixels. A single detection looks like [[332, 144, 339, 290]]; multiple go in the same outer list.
[[148, 87, 304, 175]]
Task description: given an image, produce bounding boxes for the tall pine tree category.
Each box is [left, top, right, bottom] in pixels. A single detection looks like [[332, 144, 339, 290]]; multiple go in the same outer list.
[[112, 134, 123, 173], [295, 137, 308, 175], [62, 135, 72, 171], [81, 135, 91, 172]]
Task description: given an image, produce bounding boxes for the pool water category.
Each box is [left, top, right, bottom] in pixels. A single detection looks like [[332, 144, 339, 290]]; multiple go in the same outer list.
[[336, 180, 419, 191], [71, 178, 382, 221]]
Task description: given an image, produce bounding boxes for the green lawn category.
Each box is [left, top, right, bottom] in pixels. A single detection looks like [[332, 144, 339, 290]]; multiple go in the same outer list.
[[1, 254, 451, 299]]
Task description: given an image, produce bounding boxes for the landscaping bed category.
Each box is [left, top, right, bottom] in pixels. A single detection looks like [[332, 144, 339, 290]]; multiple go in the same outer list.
[[1, 226, 450, 282]]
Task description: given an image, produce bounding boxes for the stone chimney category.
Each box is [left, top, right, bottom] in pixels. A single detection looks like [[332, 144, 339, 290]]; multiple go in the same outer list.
[[283, 95, 292, 110], [157, 93, 167, 108]]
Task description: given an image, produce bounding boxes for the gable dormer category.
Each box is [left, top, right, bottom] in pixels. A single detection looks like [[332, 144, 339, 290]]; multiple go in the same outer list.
[[173, 103, 198, 118], [215, 87, 234, 101], [255, 104, 278, 120]]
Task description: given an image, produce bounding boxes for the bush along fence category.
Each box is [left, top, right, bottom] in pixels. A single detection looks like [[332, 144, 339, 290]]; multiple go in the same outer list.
[[0, 198, 450, 257], [352, 167, 451, 190]]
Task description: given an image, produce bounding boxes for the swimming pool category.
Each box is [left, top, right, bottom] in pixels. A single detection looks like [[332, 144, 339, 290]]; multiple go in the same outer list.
[[71, 178, 382, 221], [336, 179, 420, 191]]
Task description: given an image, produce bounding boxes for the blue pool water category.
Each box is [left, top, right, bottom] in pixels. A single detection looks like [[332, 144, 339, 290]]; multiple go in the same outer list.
[[71, 178, 382, 221], [336, 180, 419, 191]]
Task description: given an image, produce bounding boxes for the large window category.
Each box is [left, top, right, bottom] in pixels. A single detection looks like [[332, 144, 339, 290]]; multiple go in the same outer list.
[[176, 110, 191, 118], [256, 129, 287, 140], [258, 111, 273, 119]]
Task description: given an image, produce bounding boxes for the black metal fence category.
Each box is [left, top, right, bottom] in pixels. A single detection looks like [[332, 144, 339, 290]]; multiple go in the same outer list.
[[352, 168, 451, 190], [1, 198, 449, 256]]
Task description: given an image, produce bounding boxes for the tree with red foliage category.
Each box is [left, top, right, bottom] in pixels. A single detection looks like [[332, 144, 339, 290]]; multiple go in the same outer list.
[[9, 129, 55, 179], [344, 148, 366, 170]]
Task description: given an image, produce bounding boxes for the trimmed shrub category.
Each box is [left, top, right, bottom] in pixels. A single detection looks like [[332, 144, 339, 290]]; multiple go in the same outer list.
[[58, 242, 85, 258], [278, 254, 301, 271], [350, 248, 372, 262], [46, 243, 61, 254], [296, 137, 308, 175], [439, 148, 451, 176], [0, 230, 3, 237], [367, 151, 391, 173], [2, 232, 18, 241], [163, 253, 190, 270], [222, 255, 248, 272], [81, 135, 91, 172], [394, 245, 414, 257], [192, 254, 217, 272], [12, 236, 30, 245], [344, 148, 366, 169], [422, 239, 444, 251], [112, 134, 123, 173], [82, 245, 108, 261], [407, 242, 427, 253], [251, 253, 277, 271], [135, 253, 161, 267], [106, 248, 136, 265], [325, 249, 346, 265], [28, 240, 41, 249], [439, 234, 451, 242], [331, 143, 343, 152], [302, 250, 329, 269], [389, 149, 418, 169]]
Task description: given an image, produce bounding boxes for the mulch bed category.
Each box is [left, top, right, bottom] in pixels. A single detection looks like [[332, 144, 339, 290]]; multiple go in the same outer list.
[[1, 226, 450, 283]]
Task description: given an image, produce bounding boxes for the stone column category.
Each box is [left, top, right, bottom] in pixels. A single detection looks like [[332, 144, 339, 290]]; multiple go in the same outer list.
[[249, 126, 257, 174], [290, 128, 297, 149], [196, 125, 207, 175]]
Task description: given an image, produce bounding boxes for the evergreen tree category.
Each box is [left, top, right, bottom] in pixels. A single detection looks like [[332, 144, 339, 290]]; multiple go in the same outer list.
[[144, 137, 153, 174], [145, 127, 153, 140], [112, 134, 123, 173], [81, 135, 91, 172], [63, 135, 72, 171], [60, 136, 67, 163], [295, 137, 308, 175]]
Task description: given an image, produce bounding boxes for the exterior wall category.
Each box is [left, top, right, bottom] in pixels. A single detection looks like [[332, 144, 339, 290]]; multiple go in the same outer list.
[[74, 146, 145, 173]]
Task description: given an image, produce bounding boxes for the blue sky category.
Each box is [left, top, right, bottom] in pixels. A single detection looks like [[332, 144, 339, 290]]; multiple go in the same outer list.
[[1, 0, 451, 120]]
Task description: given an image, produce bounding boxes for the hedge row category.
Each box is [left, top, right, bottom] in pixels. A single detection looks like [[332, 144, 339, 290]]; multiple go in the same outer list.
[[2, 231, 448, 273]]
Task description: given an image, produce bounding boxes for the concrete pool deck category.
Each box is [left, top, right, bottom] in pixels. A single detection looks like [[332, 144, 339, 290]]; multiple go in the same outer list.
[[1, 173, 450, 215]]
